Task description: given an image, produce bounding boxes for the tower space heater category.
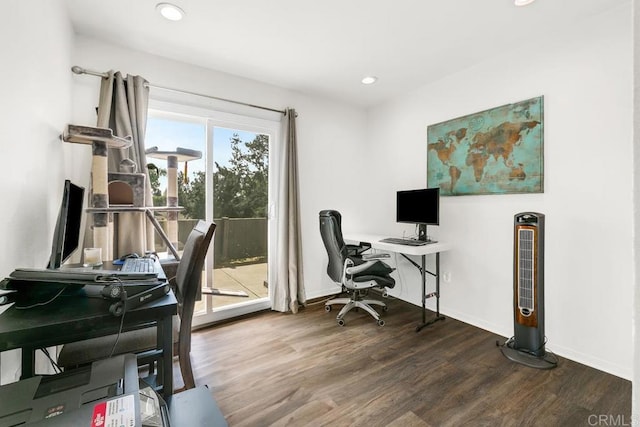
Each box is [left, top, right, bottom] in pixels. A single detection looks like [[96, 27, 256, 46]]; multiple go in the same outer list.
[[500, 212, 557, 369]]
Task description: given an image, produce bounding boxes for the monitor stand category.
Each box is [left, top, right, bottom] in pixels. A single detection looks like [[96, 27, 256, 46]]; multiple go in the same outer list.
[[418, 224, 428, 242]]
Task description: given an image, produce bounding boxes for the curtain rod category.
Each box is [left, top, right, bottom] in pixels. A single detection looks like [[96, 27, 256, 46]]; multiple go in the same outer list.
[[71, 66, 287, 115]]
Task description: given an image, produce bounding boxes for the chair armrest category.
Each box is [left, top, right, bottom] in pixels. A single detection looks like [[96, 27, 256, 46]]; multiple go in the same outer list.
[[345, 260, 378, 275], [346, 242, 371, 256], [362, 253, 390, 261]]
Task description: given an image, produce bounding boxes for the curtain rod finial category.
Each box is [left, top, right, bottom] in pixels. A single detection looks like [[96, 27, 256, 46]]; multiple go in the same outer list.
[[285, 108, 298, 118], [71, 66, 84, 75]]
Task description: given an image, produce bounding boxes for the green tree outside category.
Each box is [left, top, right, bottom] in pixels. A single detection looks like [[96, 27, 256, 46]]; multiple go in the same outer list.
[[179, 170, 206, 219], [147, 163, 167, 207], [213, 133, 268, 218], [147, 133, 268, 220]]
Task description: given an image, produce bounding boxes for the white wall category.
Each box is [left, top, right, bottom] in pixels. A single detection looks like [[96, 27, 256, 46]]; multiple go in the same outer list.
[[363, 4, 633, 379], [633, 0, 639, 417], [70, 36, 368, 301], [0, 0, 73, 383]]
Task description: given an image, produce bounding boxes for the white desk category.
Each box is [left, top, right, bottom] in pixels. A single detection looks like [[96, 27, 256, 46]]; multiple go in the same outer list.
[[344, 233, 452, 332]]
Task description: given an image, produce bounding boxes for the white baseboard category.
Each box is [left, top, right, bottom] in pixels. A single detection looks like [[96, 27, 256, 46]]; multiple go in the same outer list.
[[305, 286, 341, 301], [441, 306, 631, 381]]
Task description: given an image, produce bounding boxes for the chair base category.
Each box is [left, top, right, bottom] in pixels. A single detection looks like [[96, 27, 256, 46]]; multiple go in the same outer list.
[[325, 295, 387, 326]]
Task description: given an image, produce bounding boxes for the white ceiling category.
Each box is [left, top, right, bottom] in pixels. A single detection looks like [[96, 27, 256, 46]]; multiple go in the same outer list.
[[64, 0, 626, 108]]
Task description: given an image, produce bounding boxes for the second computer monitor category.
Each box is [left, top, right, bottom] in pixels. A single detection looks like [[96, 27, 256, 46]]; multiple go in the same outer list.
[[48, 180, 85, 269], [396, 187, 439, 240]]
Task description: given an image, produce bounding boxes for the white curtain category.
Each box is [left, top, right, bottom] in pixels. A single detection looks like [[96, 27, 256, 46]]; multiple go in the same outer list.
[[272, 108, 306, 313], [96, 71, 154, 257]]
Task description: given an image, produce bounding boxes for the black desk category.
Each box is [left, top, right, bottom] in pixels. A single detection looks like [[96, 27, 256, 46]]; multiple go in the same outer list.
[[0, 282, 177, 398]]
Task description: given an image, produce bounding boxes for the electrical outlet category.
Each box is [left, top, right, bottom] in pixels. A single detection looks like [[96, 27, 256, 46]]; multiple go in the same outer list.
[[443, 272, 452, 283]]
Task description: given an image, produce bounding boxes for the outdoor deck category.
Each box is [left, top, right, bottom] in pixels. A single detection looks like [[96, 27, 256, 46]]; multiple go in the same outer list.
[[199, 262, 268, 309]]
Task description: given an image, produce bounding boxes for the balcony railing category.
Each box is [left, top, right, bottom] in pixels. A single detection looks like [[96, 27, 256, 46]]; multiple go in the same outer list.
[[154, 217, 267, 268]]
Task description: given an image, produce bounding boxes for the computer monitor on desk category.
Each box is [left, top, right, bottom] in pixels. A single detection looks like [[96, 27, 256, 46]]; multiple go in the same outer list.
[[47, 180, 84, 269], [396, 187, 439, 241]]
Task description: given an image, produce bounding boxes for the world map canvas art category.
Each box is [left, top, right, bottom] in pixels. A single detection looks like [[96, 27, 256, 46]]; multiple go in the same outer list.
[[427, 96, 544, 196]]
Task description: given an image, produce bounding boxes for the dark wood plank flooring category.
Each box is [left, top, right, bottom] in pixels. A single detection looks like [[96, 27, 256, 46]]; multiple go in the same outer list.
[[183, 297, 630, 426]]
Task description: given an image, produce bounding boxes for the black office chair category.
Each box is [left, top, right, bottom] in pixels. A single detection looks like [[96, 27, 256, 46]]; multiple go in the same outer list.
[[319, 210, 395, 326], [57, 220, 216, 391]]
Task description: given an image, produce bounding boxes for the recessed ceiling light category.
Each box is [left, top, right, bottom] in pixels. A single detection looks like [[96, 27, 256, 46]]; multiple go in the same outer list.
[[156, 2, 185, 21], [514, 0, 536, 6], [361, 76, 378, 85]]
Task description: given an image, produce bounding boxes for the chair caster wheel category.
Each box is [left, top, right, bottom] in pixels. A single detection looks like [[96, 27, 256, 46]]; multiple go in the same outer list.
[[325, 305, 332, 312], [377, 319, 385, 326], [382, 305, 388, 312], [337, 319, 345, 326]]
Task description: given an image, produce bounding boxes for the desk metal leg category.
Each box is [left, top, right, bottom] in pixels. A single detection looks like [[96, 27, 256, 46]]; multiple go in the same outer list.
[[421, 255, 426, 325], [20, 347, 35, 380], [158, 316, 174, 398], [415, 252, 446, 332]]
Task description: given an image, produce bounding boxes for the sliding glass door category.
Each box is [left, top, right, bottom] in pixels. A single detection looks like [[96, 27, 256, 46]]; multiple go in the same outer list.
[[146, 103, 279, 326], [209, 127, 269, 309]]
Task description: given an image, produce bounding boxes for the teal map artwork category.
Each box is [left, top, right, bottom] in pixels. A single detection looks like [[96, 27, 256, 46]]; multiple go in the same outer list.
[[427, 96, 543, 196]]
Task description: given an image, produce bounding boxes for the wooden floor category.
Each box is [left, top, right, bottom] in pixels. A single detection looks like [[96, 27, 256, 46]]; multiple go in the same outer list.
[[183, 297, 631, 427]]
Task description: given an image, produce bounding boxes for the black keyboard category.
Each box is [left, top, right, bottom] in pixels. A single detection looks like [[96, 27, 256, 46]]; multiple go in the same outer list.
[[121, 258, 156, 273], [379, 237, 432, 246]]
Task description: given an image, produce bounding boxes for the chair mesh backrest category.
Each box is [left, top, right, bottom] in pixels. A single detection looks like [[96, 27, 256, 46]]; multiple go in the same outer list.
[[319, 210, 347, 283], [175, 220, 216, 326]]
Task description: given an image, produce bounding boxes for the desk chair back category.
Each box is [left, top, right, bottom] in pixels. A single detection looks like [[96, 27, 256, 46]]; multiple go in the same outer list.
[[172, 220, 216, 389], [319, 210, 348, 282]]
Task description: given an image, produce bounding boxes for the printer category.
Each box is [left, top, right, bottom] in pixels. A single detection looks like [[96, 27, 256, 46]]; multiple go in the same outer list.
[[0, 353, 228, 427], [0, 354, 169, 427]]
